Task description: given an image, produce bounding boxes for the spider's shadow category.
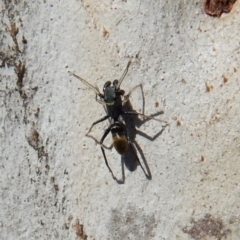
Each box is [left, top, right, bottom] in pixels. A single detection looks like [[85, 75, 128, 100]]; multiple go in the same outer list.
[[117, 99, 168, 183]]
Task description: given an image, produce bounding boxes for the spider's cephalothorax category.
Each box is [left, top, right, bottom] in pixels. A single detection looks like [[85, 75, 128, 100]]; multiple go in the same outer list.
[[101, 80, 125, 120]]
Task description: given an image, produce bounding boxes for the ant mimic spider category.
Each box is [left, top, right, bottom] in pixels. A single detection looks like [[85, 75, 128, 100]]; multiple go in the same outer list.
[[69, 60, 167, 183]]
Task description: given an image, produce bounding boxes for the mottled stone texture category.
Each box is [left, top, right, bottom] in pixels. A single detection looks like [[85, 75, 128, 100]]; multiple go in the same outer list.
[[1, 1, 240, 239]]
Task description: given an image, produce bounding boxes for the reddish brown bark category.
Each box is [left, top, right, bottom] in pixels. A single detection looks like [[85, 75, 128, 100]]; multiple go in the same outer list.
[[205, 0, 237, 17]]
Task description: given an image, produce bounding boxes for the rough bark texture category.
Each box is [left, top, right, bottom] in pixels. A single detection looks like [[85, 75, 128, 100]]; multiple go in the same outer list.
[[205, 0, 237, 17], [1, 0, 240, 239]]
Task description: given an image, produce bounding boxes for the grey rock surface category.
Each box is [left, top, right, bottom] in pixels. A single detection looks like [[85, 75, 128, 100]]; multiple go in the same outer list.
[[1, 1, 240, 239]]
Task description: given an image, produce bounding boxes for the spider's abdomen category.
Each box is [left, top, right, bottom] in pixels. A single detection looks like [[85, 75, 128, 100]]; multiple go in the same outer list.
[[112, 134, 128, 155]]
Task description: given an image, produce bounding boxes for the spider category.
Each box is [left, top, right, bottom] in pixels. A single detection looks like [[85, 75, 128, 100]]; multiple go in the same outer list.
[[69, 60, 167, 182]]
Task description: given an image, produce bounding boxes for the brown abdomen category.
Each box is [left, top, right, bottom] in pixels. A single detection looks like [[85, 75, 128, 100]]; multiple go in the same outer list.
[[113, 134, 128, 155]]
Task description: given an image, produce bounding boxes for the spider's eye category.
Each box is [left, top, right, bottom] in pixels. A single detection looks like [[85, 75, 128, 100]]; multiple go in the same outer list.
[[113, 80, 118, 87], [103, 81, 111, 91]]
